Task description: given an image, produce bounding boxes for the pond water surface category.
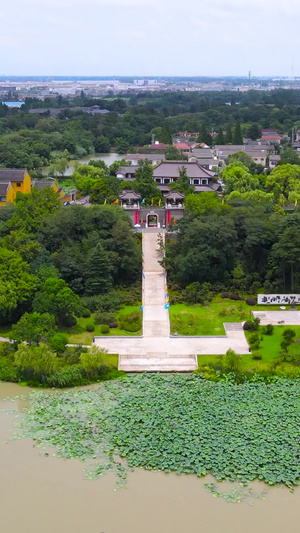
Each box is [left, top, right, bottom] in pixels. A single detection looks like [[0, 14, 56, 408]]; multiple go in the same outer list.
[[43, 153, 124, 176], [0, 381, 299, 533]]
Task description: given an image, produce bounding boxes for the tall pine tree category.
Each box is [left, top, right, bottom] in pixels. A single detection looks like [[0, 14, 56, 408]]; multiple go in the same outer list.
[[85, 243, 113, 295], [233, 121, 243, 145], [225, 126, 233, 144], [197, 122, 212, 146], [214, 129, 225, 145]]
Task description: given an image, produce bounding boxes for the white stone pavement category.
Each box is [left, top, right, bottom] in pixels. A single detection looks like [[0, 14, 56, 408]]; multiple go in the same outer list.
[[93, 229, 250, 371], [252, 310, 300, 326]]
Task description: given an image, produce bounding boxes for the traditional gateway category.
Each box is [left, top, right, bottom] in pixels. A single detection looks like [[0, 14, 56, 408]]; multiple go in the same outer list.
[[118, 162, 221, 227]]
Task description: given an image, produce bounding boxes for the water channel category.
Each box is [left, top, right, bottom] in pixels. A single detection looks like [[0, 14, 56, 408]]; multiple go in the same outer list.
[[0, 381, 299, 533], [43, 153, 124, 177]]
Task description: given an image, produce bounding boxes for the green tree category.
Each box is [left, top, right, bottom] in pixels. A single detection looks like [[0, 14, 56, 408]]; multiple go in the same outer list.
[[14, 343, 58, 375], [94, 135, 111, 153], [225, 126, 233, 144], [223, 349, 242, 372], [197, 122, 212, 146], [33, 278, 81, 325], [165, 146, 186, 160], [9, 187, 60, 233], [247, 123, 261, 140], [111, 219, 142, 282], [233, 121, 243, 145], [170, 166, 193, 194], [0, 248, 38, 321], [214, 129, 225, 145], [184, 192, 224, 216], [11, 312, 56, 345], [84, 243, 113, 295], [80, 345, 108, 375], [48, 158, 68, 177], [116, 137, 129, 154], [134, 160, 161, 202], [49, 332, 68, 354], [278, 148, 300, 166], [271, 214, 300, 292], [221, 163, 259, 194]]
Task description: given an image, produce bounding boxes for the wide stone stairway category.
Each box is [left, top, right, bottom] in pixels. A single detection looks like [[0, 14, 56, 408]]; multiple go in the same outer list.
[[93, 228, 249, 371]]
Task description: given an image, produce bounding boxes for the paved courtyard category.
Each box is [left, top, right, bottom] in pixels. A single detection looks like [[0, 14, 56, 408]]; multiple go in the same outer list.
[[93, 229, 250, 371], [252, 310, 300, 326]]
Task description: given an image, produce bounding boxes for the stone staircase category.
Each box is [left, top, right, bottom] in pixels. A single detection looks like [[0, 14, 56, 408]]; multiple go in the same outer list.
[[119, 353, 197, 372]]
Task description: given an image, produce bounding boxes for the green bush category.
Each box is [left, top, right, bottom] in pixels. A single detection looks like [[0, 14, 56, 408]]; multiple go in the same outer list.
[[243, 317, 260, 331], [95, 312, 116, 325], [100, 325, 110, 334], [62, 315, 77, 328], [119, 312, 142, 333], [50, 333, 68, 354], [171, 313, 200, 335], [249, 332, 261, 350], [82, 308, 91, 318], [86, 323, 95, 332], [46, 365, 86, 388], [262, 324, 274, 336]]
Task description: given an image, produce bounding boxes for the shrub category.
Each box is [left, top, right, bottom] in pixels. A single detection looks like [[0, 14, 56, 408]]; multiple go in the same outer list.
[[100, 325, 110, 334], [262, 324, 274, 336], [95, 312, 116, 325], [80, 345, 108, 374], [46, 365, 86, 388], [252, 354, 262, 360], [82, 308, 91, 318], [243, 317, 260, 331], [119, 312, 142, 333], [50, 333, 68, 354], [246, 297, 256, 306], [62, 315, 77, 328], [109, 322, 118, 328], [223, 349, 242, 372], [86, 323, 95, 332], [229, 293, 240, 301], [249, 332, 261, 350], [221, 292, 229, 298]]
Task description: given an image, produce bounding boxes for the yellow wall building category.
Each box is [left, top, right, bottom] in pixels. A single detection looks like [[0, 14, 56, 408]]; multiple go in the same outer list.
[[0, 170, 76, 206], [0, 169, 32, 205]]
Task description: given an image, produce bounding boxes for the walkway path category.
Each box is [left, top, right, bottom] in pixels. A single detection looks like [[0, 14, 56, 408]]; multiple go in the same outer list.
[[93, 229, 249, 371]]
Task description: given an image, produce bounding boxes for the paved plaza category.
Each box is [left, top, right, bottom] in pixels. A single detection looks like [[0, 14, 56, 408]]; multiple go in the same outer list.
[[93, 229, 250, 371], [252, 310, 300, 326]]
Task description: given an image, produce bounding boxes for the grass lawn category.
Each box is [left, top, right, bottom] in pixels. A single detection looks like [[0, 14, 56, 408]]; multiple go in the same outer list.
[[169, 295, 299, 336], [197, 325, 300, 375], [0, 325, 13, 338], [63, 305, 142, 345]]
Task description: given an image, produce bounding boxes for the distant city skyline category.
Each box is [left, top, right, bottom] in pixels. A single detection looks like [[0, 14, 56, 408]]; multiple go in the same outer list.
[[2, 0, 299, 77]]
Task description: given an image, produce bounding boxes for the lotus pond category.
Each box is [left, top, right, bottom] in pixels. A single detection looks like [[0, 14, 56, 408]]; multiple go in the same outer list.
[[14, 374, 300, 489]]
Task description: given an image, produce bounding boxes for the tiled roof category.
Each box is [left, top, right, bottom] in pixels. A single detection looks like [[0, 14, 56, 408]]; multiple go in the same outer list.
[[148, 143, 167, 149], [0, 169, 27, 182], [117, 166, 139, 174], [164, 191, 185, 200], [173, 143, 190, 150], [119, 191, 141, 200], [153, 162, 214, 179], [0, 183, 9, 196], [194, 183, 221, 193], [32, 179, 55, 189], [126, 154, 164, 161]]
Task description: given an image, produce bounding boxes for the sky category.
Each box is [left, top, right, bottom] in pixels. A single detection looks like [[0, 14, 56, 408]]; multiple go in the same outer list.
[[1, 0, 300, 77]]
